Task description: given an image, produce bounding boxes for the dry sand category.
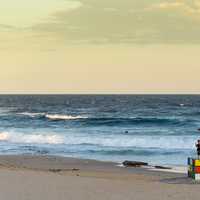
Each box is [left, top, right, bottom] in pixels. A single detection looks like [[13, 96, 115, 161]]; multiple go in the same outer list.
[[0, 155, 199, 200]]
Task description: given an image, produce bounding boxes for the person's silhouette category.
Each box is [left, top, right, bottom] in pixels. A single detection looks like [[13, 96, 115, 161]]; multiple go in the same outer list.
[[195, 140, 200, 159]]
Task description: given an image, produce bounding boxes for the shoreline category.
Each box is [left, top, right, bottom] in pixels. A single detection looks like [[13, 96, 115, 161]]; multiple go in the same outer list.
[[0, 154, 187, 175], [0, 155, 199, 200]]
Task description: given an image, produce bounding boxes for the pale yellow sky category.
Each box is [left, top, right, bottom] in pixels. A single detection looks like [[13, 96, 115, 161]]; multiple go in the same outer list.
[[1, 0, 200, 94]]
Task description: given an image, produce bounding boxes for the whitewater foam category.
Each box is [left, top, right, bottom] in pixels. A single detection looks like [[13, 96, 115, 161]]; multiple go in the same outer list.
[[45, 114, 87, 120], [61, 135, 197, 149], [0, 107, 16, 115], [19, 112, 45, 117], [19, 112, 88, 120], [0, 131, 197, 149], [0, 132, 64, 144]]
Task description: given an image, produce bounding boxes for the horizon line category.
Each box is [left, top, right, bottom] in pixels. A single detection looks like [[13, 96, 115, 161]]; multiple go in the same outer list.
[[0, 93, 200, 95]]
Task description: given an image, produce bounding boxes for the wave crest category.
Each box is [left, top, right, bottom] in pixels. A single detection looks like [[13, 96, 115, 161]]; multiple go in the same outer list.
[[19, 112, 45, 117], [45, 114, 87, 120], [19, 112, 87, 121]]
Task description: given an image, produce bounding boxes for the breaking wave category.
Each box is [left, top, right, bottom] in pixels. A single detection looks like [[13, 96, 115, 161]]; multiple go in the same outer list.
[[19, 112, 45, 118], [45, 114, 87, 120], [0, 132, 64, 144], [19, 112, 87, 120]]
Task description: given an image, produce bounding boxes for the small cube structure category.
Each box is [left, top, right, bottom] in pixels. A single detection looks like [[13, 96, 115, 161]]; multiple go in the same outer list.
[[188, 157, 200, 181]]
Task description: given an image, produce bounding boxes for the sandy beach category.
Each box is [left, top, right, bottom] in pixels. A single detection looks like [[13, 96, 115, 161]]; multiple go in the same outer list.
[[0, 155, 198, 200]]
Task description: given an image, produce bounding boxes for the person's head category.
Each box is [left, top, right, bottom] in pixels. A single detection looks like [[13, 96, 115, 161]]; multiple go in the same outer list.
[[198, 140, 200, 144]]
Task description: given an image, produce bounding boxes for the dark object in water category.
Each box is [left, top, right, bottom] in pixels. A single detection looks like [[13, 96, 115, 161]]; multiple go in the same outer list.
[[198, 128, 200, 131], [123, 160, 148, 167], [154, 165, 172, 170], [125, 131, 129, 134]]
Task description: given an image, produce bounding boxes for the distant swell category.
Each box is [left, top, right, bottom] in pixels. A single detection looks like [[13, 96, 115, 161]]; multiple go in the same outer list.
[[77, 117, 187, 126], [17, 113, 191, 126]]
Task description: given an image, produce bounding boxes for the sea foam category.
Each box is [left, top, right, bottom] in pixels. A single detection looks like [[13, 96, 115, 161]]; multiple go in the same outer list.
[[0, 131, 197, 149], [45, 114, 87, 120], [0, 132, 64, 144], [19, 112, 45, 117], [19, 112, 87, 120]]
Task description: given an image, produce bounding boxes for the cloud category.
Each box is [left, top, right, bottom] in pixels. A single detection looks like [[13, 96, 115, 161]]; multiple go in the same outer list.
[[0, 24, 17, 31], [29, 0, 200, 45], [150, 2, 184, 9], [2, 0, 200, 49], [148, 0, 200, 15], [0, 0, 83, 27], [30, 0, 164, 45], [64, 1, 83, 10]]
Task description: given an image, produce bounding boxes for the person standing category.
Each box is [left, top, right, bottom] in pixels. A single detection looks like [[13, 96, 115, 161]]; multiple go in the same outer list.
[[195, 140, 200, 159]]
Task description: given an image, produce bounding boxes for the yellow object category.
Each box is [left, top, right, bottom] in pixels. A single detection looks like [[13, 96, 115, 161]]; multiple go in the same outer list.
[[188, 165, 193, 172], [195, 160, 200, 167]]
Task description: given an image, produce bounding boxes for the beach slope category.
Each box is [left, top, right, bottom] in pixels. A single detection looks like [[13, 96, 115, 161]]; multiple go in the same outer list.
[[0, 155, 199, 200]]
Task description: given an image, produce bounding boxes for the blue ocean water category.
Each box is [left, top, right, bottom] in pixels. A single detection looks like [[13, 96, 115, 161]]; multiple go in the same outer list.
[[0, 95, 200, 166]]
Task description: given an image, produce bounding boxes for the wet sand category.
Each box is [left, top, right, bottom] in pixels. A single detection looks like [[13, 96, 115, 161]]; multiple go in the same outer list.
[[0, 155, 199, 200]]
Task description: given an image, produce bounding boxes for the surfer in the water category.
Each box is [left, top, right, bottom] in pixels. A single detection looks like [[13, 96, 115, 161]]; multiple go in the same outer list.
[[195, 140, 200, 159]]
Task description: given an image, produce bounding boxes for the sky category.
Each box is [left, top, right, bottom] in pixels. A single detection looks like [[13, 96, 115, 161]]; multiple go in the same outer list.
[[0, 0, 200, 94]]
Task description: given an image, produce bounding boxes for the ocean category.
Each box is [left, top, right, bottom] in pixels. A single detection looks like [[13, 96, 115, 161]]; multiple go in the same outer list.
[[0, 95, 199, 166]]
